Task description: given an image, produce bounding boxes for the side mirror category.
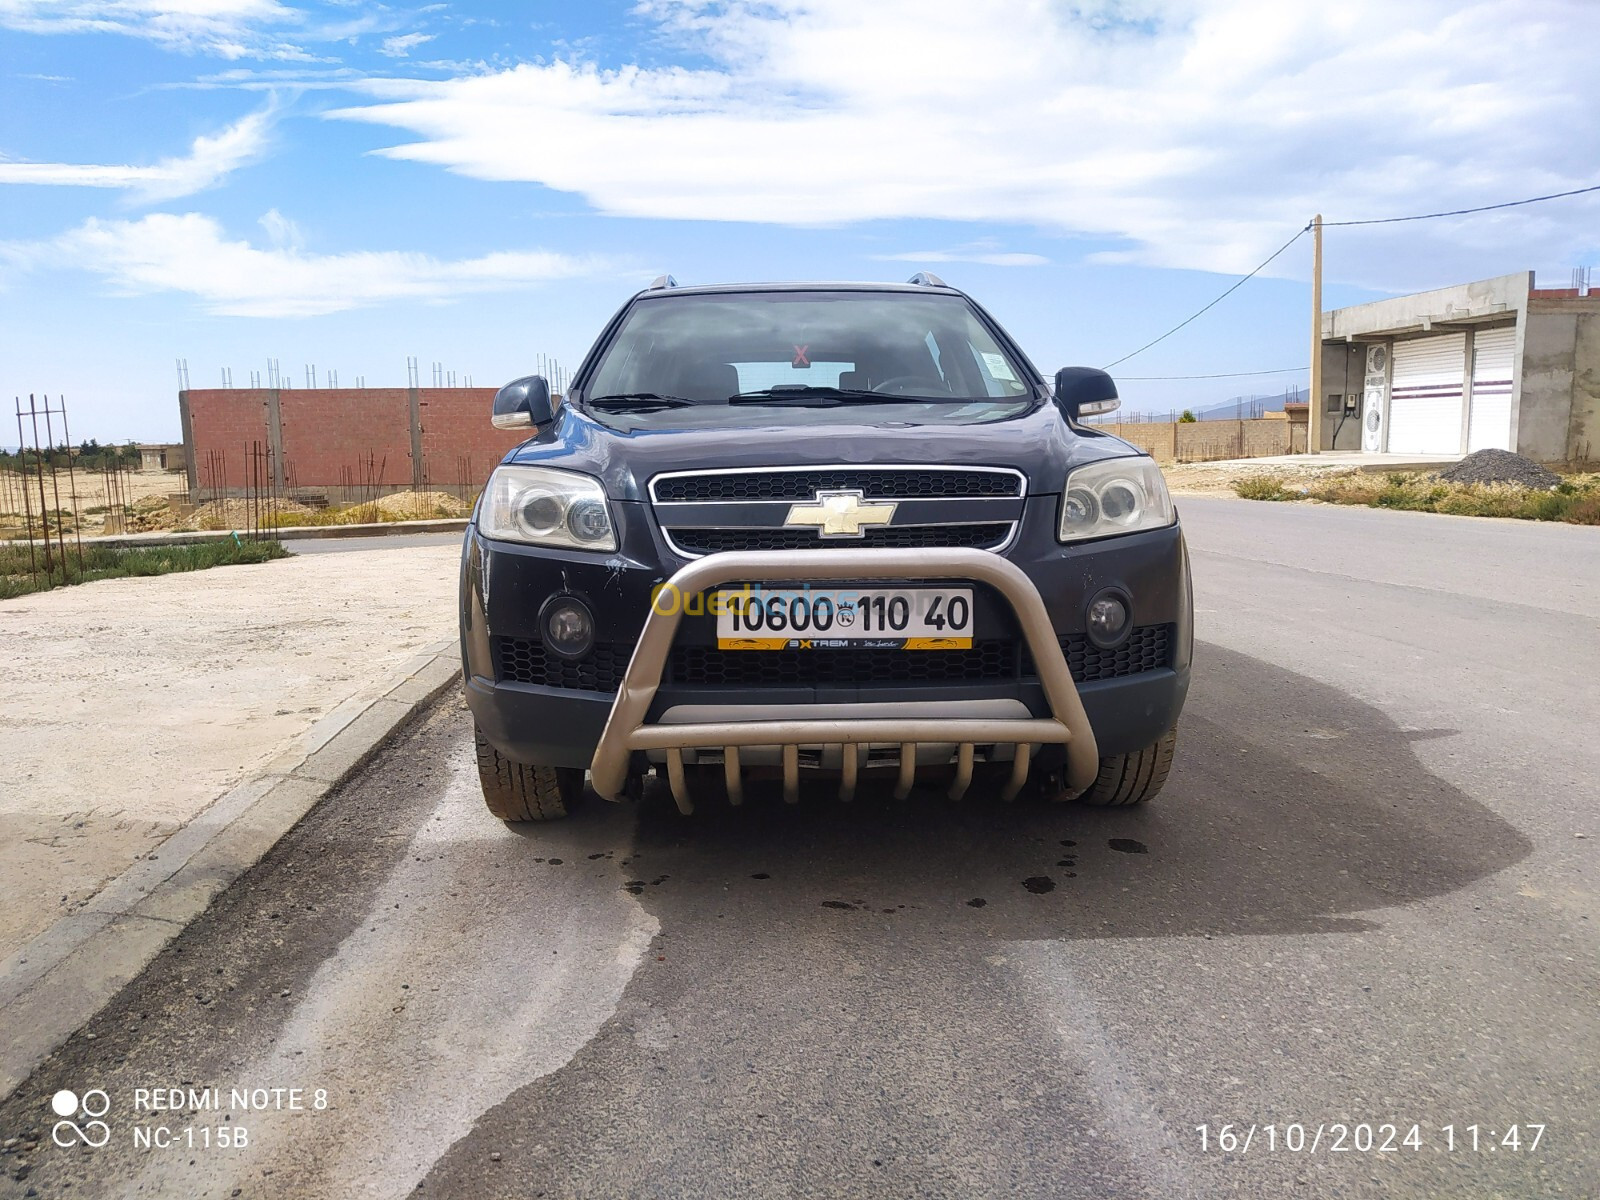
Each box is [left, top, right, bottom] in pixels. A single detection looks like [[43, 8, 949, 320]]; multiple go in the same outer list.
[[491, 375, 556, 430], [1053, 367, 1120, 421]]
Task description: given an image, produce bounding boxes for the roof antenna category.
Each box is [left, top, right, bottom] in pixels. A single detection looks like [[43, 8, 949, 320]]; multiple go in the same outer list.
[[907, 271, 947, 288]]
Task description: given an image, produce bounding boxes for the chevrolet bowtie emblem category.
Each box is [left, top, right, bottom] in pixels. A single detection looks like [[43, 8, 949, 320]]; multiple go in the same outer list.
[[784, 489, 898, 538]]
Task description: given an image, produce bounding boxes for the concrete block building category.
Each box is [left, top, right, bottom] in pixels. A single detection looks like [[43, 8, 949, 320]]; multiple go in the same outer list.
[[1318, 271, 1598, 464]]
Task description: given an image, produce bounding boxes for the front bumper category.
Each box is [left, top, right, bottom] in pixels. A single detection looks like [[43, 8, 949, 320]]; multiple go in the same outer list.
[[588, 548, 1100, 809], [461, 507, 1192, 806]]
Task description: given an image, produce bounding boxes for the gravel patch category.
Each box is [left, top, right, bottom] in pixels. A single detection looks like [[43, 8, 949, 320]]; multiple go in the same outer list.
[[1435, 449, 1561, 490]]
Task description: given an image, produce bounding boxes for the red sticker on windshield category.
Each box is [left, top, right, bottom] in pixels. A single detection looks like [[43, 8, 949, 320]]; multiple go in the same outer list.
[[791, 344, 810, 368]]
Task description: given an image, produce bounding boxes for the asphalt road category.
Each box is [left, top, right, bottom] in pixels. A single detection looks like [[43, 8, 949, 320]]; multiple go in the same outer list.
[[4, 498, 1596, 1199]]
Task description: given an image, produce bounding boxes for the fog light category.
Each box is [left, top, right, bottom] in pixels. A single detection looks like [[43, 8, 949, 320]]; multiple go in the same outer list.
[[541, 596, 595, 660], [1085, 590, 1130, 648]]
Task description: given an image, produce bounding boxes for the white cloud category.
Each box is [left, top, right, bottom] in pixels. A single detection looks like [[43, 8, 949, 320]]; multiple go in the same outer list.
[[324, 0, 1600, 288], [379, 31, 434, 57], [0, 106, 274, 201], [257, 206, 302, 249], [874, 241, 1048, 268], [0, 0, 402, 59], [0, 0, 309, 57], [0, 212, 612, 317]]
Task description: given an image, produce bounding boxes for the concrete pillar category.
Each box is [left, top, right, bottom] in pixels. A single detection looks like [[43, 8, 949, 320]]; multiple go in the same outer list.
[[178, 390, 197, 494], [265, 388, 285, 492], [408, 386, 425, 490]]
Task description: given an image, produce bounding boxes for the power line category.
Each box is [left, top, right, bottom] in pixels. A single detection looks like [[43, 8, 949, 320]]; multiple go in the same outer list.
[[1102, 180, 1600, 373], [1117, 365, 1308, 380], [1102, 224, 1310, 369], [1322, 182, 1600, 227]]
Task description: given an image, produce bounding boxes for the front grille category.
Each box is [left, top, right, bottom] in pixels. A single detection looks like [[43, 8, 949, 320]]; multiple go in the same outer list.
[[668, 640, 1019, 686], [496, 637, 630, 691], [496, 624, 1172, 693], [653, 468, 1022, 502], [1023, 624, 1174, 683], [670, 523, 1012, 555], [666, 624, 1174, 690]]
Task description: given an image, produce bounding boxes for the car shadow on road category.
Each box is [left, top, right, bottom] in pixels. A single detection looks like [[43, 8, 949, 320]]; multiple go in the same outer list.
[[615, 640, 1532, 940]]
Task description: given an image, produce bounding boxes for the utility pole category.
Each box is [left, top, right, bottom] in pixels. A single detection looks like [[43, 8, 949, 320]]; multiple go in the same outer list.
[[1308, 214, 1324, 454]]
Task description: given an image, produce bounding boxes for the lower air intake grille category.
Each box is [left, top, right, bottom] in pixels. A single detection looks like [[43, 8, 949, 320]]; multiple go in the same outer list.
[[496, 637, 630, 692], [1023, 624, 1174, 682]]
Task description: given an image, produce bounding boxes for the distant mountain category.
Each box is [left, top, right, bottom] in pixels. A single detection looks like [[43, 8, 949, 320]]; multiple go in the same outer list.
[[1192, 387, 1305, 421]]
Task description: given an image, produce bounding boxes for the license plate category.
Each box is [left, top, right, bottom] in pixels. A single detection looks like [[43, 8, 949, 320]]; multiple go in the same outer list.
[[714, 587, 974, 650]]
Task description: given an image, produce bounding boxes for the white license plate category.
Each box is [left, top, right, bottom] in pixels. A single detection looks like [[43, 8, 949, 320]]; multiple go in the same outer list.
[[714, 587, 974, 650]]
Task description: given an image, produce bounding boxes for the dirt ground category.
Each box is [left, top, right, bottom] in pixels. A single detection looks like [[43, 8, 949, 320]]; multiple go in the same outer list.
[[0, 543, 458, 962], [0, 467, 183, 514], [1160, 459, 1360, 495]]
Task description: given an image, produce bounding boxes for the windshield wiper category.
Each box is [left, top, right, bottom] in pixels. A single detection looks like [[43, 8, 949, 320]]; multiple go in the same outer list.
[[728, 386, 956, 407], [587, 392, 698, 410]]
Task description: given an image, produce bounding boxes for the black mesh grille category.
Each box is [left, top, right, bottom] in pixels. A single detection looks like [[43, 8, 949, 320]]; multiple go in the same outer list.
[[496, 637, 630, 691], [496, 624, 1172, 692], [653, 469, 1021, 502], [1022, 624, 1174, 683], [670, 523, 1011, 555], [665, 624, 1173, 690], [668, 640, 1019, 686]]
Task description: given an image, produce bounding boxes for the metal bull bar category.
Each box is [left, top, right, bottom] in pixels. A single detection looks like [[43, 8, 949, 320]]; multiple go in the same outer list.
[[588, 548, 1100, 811]]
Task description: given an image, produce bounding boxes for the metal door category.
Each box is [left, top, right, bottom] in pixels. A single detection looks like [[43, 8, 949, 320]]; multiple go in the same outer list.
[[1387, 334, 1466, 454], [1467, 326, 1516, 452]]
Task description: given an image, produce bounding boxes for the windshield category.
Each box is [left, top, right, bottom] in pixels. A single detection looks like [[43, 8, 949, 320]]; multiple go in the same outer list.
[[582, 291, 1037, 420]]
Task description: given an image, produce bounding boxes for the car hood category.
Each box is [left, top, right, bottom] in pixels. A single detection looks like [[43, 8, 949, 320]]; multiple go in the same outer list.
[[502, 401, 1145, 502]]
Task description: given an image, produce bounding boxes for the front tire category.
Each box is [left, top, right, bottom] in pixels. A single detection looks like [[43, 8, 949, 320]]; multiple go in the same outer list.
[[474, 724, 583, 822], [1059, 726, 1178, 807]]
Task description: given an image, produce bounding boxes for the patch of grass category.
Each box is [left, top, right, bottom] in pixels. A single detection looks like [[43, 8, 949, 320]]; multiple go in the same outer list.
[[1231, 476, 1298, 501], [1233, 469, 1600, 525], [0, 537, 288, 600]]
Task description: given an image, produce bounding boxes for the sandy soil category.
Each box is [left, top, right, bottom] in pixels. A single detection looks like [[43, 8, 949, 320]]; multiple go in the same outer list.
[[1160, 460, 1360, 496], [0, 544, 458, 960], [0, 468, 183, 514]]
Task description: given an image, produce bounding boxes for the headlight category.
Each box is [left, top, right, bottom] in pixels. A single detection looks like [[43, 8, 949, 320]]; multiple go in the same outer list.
[[1058, 457, 1174, 542], [480, 466, 617, 551]]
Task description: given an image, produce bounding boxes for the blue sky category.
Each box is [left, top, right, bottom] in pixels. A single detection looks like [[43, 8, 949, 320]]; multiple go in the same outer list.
[[2, 0, 1597, 442]]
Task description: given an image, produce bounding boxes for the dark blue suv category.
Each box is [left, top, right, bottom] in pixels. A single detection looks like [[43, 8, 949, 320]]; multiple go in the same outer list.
[[460, 276, 1191, 820]]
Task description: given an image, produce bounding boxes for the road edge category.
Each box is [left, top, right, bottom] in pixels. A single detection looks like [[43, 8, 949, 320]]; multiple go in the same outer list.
[[0, 642, 462, 1100], [11, 517, 470, 552]]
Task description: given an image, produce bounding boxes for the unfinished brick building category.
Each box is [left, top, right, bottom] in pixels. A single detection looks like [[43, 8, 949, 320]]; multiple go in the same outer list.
[[179, 386, 530, 501]]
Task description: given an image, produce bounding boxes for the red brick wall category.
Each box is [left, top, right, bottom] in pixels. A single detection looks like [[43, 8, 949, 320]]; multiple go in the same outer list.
[[183, 387, 531, 493], [278, 388, 413, 491], [183, 390, 275, 490], [417, 388, 531, 490]]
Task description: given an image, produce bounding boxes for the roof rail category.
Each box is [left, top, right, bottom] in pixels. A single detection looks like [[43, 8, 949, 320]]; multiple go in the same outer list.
[[649, 274, 678, 290], [906, 271, 947, 288]]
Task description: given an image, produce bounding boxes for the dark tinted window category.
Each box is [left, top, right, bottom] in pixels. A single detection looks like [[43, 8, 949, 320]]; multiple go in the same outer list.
[[586, 291, 1034, 404]]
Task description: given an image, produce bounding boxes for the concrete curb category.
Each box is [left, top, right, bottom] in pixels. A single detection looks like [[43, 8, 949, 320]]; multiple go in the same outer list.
[[0, 642, 462, 1099], [8, 518, 470, 551]]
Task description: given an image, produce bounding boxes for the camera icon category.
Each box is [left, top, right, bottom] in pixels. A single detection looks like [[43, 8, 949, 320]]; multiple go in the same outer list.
[[50, 1088, 112, 1148]]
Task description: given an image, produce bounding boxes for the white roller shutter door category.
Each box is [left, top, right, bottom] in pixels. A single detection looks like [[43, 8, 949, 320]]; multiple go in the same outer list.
[[1467, 326, 1516, 452], [1387, 334, 1466, 454]]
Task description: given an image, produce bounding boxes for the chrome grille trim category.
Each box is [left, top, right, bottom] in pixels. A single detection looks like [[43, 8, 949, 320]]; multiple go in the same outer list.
[[648, 464, 1028, 558]]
